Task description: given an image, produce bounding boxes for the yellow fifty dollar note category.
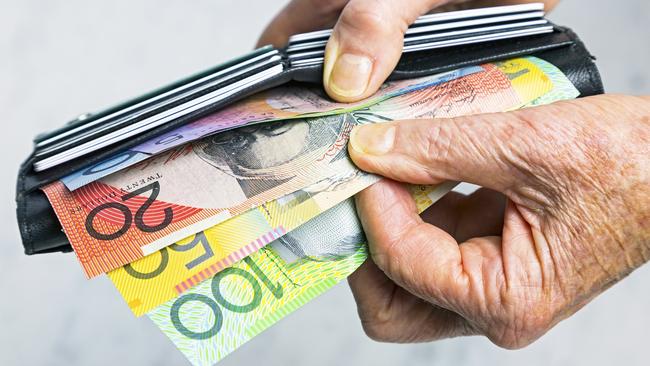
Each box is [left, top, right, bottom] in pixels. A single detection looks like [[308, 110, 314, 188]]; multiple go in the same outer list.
[[109, 169, 380, 316]]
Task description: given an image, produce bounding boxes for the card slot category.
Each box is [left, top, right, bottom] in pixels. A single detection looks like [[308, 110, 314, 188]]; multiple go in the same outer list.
[[403, 19, 548, 43], [288, 25, 553, 67], [33, 64, 286, 171], [287, 11, 545, 47], [403, 26, 554, 52], [406, 11, 544, 35], [34, 46, 278, 145], [35, 55, 283, 159], [36, 50, 281, 152], [286, 19, 548, 54], [288, 2, 544, 43], [411, 3, 544, 25]]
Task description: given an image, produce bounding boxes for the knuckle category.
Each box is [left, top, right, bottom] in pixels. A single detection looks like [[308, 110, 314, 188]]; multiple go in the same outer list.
[[338, 2, 399, 37], [419, 121, 456, 180], [368, 234, 401, 272], [488, 309, 553, 350], [361, 320, 399, 342], [308, 0, 348, 16]]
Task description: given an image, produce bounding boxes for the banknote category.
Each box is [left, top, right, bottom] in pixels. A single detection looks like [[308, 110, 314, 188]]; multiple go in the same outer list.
[[41, 63, 525, 278], [149, 57, 580, 366], [107, 57, 551, 313], [352, 56, 553, 123], [148, 183, 448, 366], [43, 113, 371, 278], [61, 67, 483, 191], [522, 57, 580, 106], [108, 171, 380, 316]]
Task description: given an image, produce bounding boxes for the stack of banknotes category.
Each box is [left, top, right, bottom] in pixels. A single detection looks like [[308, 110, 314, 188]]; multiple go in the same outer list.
[[40, 56, 579, 365]]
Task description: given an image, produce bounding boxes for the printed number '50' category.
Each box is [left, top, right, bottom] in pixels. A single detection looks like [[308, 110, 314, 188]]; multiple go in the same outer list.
[[85, 182, 173, 240]]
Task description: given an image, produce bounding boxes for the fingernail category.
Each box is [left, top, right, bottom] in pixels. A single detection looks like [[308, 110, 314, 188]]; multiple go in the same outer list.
[[324, 38, 373, 99], [349, 124, 395, 155]]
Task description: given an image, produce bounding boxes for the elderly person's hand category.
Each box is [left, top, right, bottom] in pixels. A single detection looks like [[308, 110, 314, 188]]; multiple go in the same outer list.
[[258, 0, 559, 102], [347, 95, 650, 347], [259, 0, 650, 349]]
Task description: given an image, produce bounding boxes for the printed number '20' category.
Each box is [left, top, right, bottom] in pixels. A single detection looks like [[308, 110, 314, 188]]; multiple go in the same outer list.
[[85, 182, 173, 240], [170, 256, 284, 340]]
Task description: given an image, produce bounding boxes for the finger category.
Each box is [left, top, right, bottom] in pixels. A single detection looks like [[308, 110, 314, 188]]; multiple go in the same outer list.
[[420, 187, 506, 242], [257, 0, 349, 47], [323, 0, 449, 102], [348, 259, 397, 322], [355, 179, 469, 310], [500, 199, 545, 295], [348, 259, 475, 342], [348, 102, 568, 192]]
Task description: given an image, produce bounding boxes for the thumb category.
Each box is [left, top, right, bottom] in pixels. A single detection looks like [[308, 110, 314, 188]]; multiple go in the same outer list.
[[347, 106, 553, 192], [355, 179, 469, 310], [323, 0, 447, 102]]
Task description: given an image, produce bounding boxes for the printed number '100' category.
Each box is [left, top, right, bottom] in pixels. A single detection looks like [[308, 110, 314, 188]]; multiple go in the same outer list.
[[170, 256, 284, 340], [85, 182, 173, 240]]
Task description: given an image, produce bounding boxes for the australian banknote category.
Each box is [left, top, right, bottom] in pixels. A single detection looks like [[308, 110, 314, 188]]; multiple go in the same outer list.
[[42, 61, 542, 278], [61, 67, 483, 191], [108, 170, 380, 316], [149, 56, 579, 366], [108, 57, 554, 314], [148, 183, 449, 366]]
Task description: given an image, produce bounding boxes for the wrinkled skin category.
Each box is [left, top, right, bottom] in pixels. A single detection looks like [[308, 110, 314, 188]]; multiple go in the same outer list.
[[347, 95, 650, 348], [259, 0, 650, 349]]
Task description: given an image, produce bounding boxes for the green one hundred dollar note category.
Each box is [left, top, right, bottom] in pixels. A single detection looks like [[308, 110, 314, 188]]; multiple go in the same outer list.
[[148, 199, 367, 366], [524, 57, 580, 105], [149, 57, 580, 365], [148, 182, 454, 366]]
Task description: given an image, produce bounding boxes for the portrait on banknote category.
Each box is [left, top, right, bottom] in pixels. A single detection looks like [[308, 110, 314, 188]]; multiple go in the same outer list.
[[271, 199, 365, 263], [193, 114, 356, 197]]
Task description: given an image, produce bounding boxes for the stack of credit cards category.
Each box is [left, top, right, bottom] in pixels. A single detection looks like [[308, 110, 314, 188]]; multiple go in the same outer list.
[[32, 48, 284, 171], [32, 2, 552, 172], [287, 3, 551, 66]]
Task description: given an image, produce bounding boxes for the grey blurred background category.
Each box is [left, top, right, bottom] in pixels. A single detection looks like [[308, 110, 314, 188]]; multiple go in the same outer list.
[[1, 0, 648, 365]]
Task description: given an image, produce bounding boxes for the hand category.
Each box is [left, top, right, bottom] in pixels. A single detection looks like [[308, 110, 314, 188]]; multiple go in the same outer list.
[[346, 94, 650, 348], [257, 0, 559, 102]]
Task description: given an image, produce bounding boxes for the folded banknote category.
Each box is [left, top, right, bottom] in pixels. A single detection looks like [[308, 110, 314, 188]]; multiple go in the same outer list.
[[148, 56, 578, 365], [107, 56, 564, 317], [42, 68, 481, 278], [148, 183, 452, 366]]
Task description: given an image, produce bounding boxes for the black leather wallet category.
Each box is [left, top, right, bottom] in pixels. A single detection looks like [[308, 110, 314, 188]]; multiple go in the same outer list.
[[15, 22, 604, 255]]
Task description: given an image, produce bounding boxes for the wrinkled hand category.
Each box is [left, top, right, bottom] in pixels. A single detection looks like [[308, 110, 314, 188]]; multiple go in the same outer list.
[[258, 0, 559, 102], [346, 94, 650, 348]]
